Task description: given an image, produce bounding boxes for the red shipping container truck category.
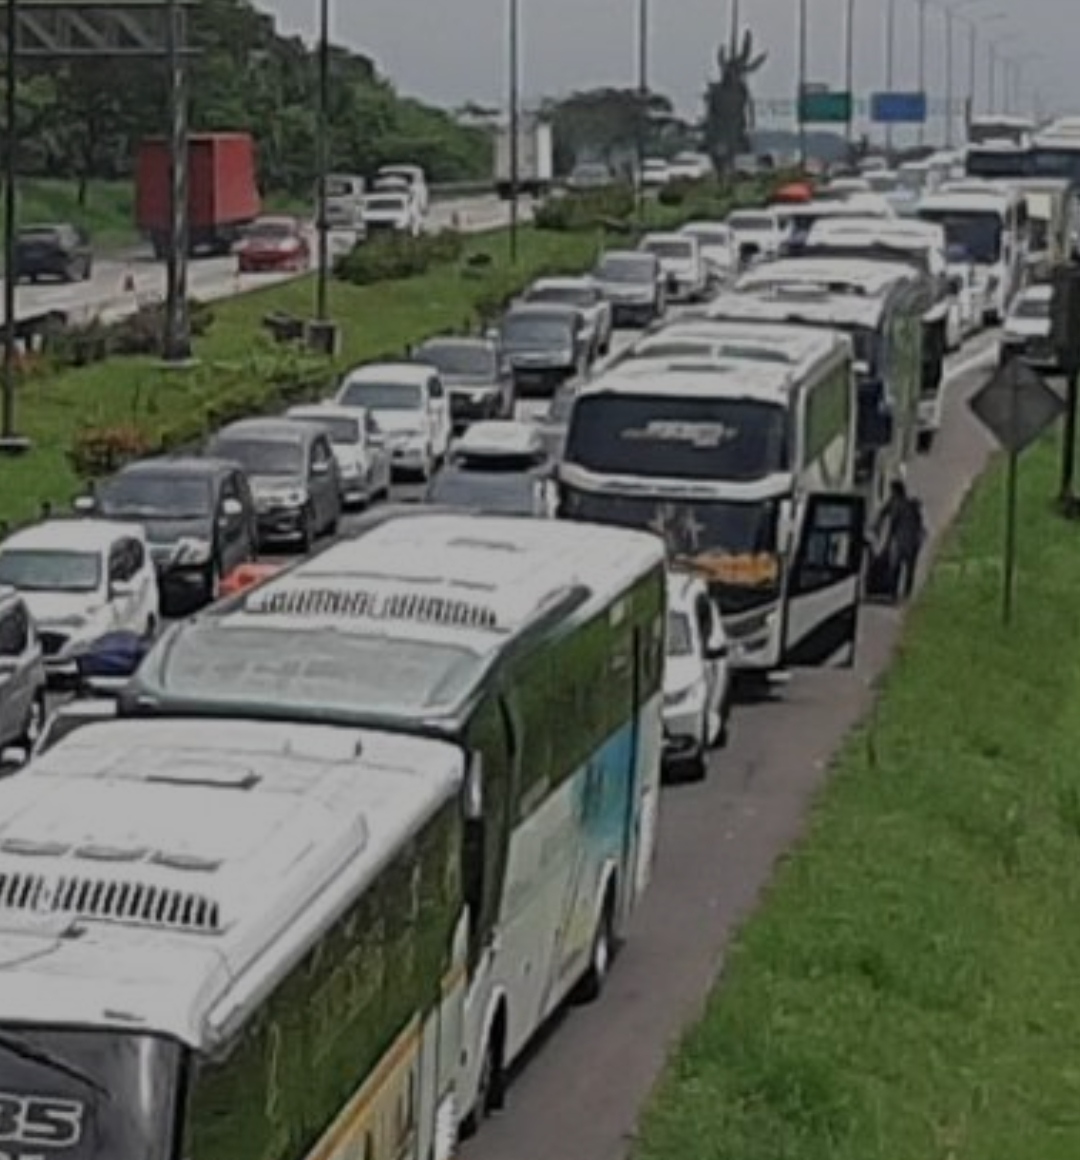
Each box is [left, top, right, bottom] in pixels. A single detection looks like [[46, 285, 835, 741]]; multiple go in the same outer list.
[[136, 132, 262, 259]]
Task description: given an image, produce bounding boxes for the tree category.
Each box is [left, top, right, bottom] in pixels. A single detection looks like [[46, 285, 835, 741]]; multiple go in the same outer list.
[[704, 28, 767, 174]]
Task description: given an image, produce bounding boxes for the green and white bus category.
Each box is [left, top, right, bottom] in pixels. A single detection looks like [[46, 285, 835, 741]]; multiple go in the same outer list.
[[0, 716, 468, 1160], [120, 513, 668, 1137]]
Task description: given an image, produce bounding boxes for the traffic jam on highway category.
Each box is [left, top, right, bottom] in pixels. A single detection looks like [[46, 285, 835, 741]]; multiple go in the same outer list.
[[0, 111, 1072, 1160]]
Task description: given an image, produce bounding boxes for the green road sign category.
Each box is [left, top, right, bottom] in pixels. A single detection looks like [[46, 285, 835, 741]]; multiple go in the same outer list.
[[799, 91, 852, 124]]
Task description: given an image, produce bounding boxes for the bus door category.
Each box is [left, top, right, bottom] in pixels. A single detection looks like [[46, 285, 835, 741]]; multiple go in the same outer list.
[[782, 493, 867, 667]]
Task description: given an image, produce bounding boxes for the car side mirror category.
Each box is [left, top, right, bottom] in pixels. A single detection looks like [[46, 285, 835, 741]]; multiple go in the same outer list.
[[1, 745, 28, 768], [368, 430, 385, 447], [110, 578, 135, 598], [311, 459, 331, 477], [220, 497, 244, 521], [705, 638, 729, 661], [73, 494, 97, 515]]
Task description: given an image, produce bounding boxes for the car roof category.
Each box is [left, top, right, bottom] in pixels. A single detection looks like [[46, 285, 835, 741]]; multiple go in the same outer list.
[[640, 231, 695, 244], [599, 249, 655, 263], [342, 362, 435, 386], [503, 302, 580, 320], [2, 518, 145, 552], [287, 404, 365, 424], [115, 456, 231, 480], [416, 335, 495, 351], [527, 276, 598, 292], [215, 418, 313, 442], [454, 420, 545, 458], [251, 216, 298, 228]]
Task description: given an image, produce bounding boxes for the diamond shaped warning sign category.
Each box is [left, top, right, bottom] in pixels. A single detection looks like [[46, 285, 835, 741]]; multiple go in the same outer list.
[[968, 358, 1065, 454]]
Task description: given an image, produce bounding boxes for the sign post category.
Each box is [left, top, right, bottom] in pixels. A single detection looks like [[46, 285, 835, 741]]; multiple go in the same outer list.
[[969, 358, 1066, 626], [1050, 262, 1080, 510]]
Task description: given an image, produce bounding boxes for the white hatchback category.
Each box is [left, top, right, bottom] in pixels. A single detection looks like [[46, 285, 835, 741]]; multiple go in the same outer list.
[[0, 519, 159, 685], [662, 571, 732, 781], [287, 403, 392, 508]]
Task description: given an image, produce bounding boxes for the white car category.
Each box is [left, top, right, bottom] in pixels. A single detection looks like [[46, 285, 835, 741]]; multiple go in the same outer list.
[[662, 571, 731, 781], [361, 192, 421, 238], [0, 519, 159, 685], [999, 284, 1056, 369], [337, 362, 452, 480], [286, 403, 392, 508], [668, 152, 712, 182], [726, 208, 788, 264], [639, 232, 708, 302], [641, 158, 671, 188], [680, 221, 738, 286], [522, 276, 614, 357]]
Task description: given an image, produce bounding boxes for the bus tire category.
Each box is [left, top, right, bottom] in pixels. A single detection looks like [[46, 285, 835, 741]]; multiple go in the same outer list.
[[460, 1009, 506, 1137], [573, 888, 616, 1004]]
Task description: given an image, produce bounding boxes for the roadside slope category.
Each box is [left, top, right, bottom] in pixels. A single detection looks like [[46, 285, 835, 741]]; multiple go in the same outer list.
[[636, 434, 1080, 1160]]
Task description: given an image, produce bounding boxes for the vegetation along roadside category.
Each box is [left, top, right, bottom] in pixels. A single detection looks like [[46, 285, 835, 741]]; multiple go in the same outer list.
[[635, 435, 1080, 1160]]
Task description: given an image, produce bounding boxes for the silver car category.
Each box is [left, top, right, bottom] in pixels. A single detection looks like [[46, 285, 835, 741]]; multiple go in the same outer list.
[[0, 587, 46, 756], [522, 277, 614, 358]]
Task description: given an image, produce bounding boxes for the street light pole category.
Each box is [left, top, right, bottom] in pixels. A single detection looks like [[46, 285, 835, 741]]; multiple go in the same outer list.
[[843, 0, 856, 149], [944, 8, 955, 147], [916, 0, 927, 148], [988, 41, 996, 112], [508, 0, 519, 262], [1, 0, 17, 445], [967, 18, 977, 120], [162, 0, 190, 363], [884, 0, 896, 153], [796, 0, 807, 166], [314, 0, 329, 321], [636, 0, 648, 222]]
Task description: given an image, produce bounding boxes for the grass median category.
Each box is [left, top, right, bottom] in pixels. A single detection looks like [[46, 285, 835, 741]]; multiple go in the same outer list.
[[636, 435, 1080, 1160], [0, 226, 600, 528]]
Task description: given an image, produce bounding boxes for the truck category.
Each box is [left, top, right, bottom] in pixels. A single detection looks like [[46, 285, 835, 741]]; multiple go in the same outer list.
[[494, 116, 554, 200], [136, 132, 261, 259]]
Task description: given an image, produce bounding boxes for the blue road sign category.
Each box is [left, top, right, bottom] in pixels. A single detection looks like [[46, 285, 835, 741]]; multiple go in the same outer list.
[[870, 91, 927, 124]]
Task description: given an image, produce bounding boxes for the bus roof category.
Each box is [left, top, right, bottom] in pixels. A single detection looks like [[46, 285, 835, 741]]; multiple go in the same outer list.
[[628, 317, 852, 370], [737, 255, 917, 298], [706, 288, 888, 331], [0, 717, 462, 1049], [126, 515, 666, 730], [918, 189, 1016, 214]]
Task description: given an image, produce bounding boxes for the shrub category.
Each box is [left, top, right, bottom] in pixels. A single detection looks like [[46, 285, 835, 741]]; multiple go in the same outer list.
[[68, 424, 154, 479], [334, 230, 465, 286], [534, 186, 636, 233]]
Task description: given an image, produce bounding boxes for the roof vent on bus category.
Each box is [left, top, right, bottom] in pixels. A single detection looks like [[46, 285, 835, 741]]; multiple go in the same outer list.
[[766, 283, 833, 301], [245, 584, 501, 631], [0, 870, 224, 935]]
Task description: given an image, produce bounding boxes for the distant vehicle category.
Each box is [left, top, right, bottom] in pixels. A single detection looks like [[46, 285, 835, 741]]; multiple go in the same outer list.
[[857, 156, 890, 174], [80, 456, 258, 613], [593, 249, 666, 326], [638, 232, 708, 302], [726, 208, 788, 263], [425, 420, 553, 516], [206, 418, 341, 551], [864, 170, 900, 195], [1015, 177, 1074, 278], [0, 587, 45, 754], [236, 215, 310, 273], [411, 336, 513, 428], [949, 261, 989, 338], [964, 139, 1032, 181], [824, 176, 873, 197], [375, 163, 429, 214], [667, 152, 712, 181], [361, 191, 421, 237], [286, 404, 392, 508], [14, 223, 92, 283], [494, 115, 554, 199], [337, 362, 452, 480], [498, 302, 592, 395], [968, 114, 1035, 147], [522, 276, 613, 357], [641, 158, 672, 188], [999, 284, 1056, 369], [0, 519, 158, 686], [680, 221, 738, 285], [662, 570, 731, 780], [321, 173, 367, 231], [136, 131, 261, 258], [567, 161, 614, 191]]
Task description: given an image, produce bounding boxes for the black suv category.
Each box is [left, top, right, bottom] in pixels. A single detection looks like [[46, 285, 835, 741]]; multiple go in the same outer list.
[[14, 223, 93, 283], [78, 457, 259, 614]]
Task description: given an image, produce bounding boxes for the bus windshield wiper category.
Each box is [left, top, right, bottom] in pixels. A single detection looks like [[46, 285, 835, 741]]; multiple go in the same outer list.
[[0, 1033, 108, 1097]]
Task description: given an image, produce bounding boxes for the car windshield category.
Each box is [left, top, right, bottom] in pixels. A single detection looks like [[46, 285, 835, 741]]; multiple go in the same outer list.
[[918, 210, 1003, 263], [643, 239, 692, 260], [248, 220, 294, 238], [597, 256, 652, 282], [560, 490, 782, 613], [292, 415, 359, 444], [0, 1027, 181, 1160], [728, 215, 775, 232], [0, 549, 101, 593], [666, 611, 694, 657], [339, 381, 423, 411], [527, 285, 597, 307], [18, 227, 61, 243], [427, 469, 539, 514], [1013, 295, 1050, 319], [98, 475, 213, 520], [326, 178, 357, 197], [502, 315, 572, 344], [565, 393, 790, 481], [415, 342, 497, 380], [211, 438, 302, 476], [686, 229, 730, 248], [366, 197, 406, 211]]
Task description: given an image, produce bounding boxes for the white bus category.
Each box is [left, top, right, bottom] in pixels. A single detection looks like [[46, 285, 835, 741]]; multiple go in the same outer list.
[[917, 186, 1026, 323], [556, 337, 868, 679], [121, 513, 667, 1136], [0, 716, 469, 1160], [968, 114, 1035, 147]]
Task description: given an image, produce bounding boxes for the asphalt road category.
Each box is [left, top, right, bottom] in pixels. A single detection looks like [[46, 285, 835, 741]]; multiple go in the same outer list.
[[456, 335, 1002, 1160], [3, 194, 514, 327]]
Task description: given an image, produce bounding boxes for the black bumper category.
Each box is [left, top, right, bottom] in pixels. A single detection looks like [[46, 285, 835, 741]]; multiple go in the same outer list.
[[512, 366, 574, 397], [256, 508, 306, 542]]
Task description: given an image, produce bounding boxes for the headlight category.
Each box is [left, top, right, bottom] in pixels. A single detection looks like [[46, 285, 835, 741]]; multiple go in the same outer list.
[[267, 489, 306, 508], [174, 537, 212, 565]]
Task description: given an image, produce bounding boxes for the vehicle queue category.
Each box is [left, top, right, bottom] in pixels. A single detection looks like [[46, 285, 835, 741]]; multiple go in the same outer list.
[[0, 146, 1056, 1160]]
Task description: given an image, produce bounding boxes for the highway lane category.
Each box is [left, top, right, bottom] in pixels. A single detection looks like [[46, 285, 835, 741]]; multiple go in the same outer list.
[[1, 193, 514, 328], [459, 335, 1001, 1160]]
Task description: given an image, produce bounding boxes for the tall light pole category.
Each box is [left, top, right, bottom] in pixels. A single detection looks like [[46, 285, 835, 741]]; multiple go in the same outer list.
[[990, 31, 1020, 112], [843, 0, 856, 148], [1, 0, 17, 445], [314, 0, 329, 321], [944, 7, 955, 148], [916, 0, 928, 147], [884, 0, 897, 153], [507, 0, 519, 262], [796, 0, 807, 166], [636, 0, 648, 222]]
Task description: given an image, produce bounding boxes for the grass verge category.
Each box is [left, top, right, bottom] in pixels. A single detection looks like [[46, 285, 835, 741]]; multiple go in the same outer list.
[[635, 434, 1080, 1160], [0, 227, 600, 528]]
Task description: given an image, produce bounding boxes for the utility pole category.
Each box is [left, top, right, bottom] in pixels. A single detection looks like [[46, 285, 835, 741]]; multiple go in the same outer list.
[[988, 42, 997, 113], [967, 18, 977, 123], [944, 9, 955, 148], [314, 0, 329, 321], [884, 0, 896, 154], [796, 0, 807, 166], [508, 0, 519, 262], [0, 0, 18, 447], [636, 0, 648, 223], [916, 0, 927, 148], [844, 0, 856, 150], [162, 0, 190, 363]]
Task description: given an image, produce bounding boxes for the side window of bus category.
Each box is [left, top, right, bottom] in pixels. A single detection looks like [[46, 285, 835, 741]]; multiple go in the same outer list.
[[514, 651, 554, 814], [804, 365, 850, 464]]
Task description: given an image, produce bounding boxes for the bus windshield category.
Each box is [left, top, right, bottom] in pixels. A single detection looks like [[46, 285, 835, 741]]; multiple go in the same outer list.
[[1030, 147, 1080, 184], [559, 488, 781, 613], [918, 210, 1003, 263], [965, 150, 1031, 179], [0, 1027, 181, 1160], [566, 394, 789, 482]]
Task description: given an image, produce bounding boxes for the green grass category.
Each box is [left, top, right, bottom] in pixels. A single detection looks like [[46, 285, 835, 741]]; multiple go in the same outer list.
[[635, 434, 1080, 1160], [0, 226, 600, 529]]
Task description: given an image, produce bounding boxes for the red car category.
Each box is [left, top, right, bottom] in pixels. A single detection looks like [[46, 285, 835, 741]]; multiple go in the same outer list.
[[236, 216, 310, 273]]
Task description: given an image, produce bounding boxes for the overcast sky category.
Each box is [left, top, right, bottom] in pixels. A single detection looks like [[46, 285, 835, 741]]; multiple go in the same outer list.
[[256, 0, 1067, 125]]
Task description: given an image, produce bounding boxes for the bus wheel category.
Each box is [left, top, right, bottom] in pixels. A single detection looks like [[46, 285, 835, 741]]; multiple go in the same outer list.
[[460, 1013, 506, 1137], [573, 890, 615, 1004]]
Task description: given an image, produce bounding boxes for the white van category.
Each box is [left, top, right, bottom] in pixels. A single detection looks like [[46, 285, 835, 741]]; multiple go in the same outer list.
[[376, 163, 429, 216], [321, 173, 366, 231]]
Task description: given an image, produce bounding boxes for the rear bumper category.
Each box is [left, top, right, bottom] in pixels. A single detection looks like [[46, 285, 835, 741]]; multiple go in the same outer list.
[[512, 366, 574, 397]]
